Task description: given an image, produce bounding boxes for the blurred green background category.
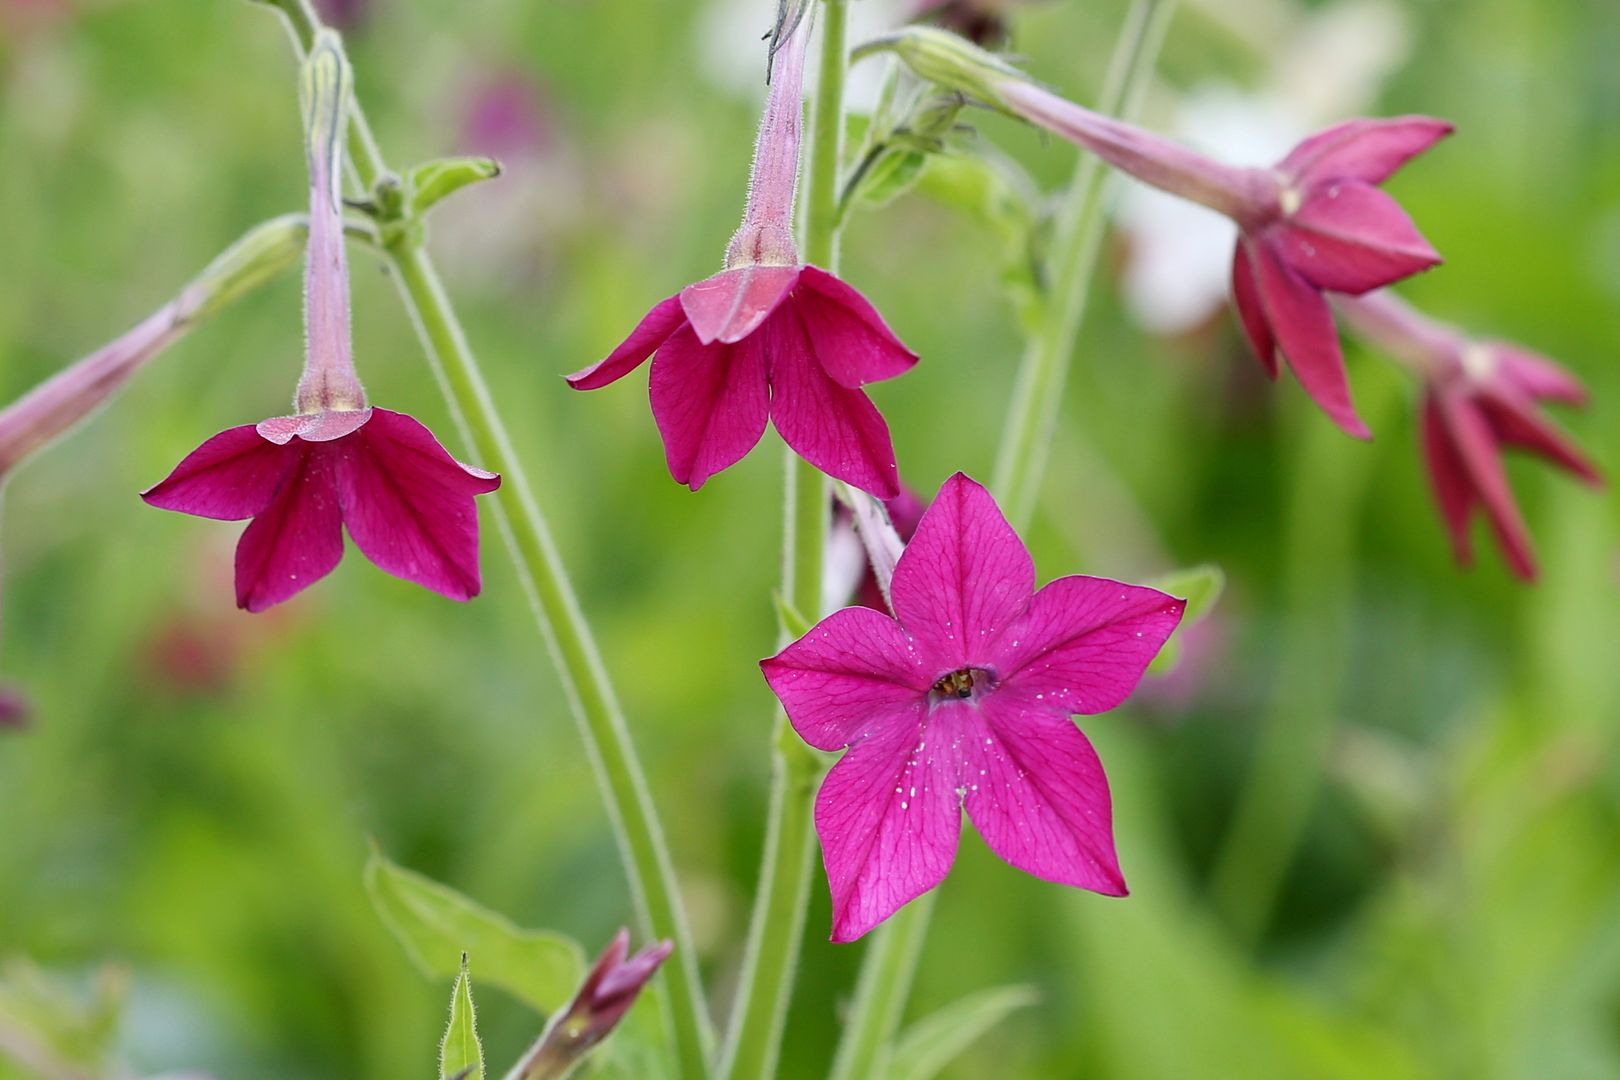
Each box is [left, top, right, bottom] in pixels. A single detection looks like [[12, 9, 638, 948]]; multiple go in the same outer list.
[[2, 0, 1618, 1076]]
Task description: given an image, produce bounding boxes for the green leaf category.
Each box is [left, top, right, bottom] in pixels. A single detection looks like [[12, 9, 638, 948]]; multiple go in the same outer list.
[[1145, 563, 1225, 676], [365, 847, 585, 1016], [408, 156, 502, 218], [440, 954, 485, 1080], [886, 984, 1039, 1080]]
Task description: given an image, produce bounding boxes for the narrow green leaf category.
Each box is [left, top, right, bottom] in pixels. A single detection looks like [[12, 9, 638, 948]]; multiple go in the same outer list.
[[1146, 563, 1225, 676], [365, 847, 585, 1016], [440, 954, 485, 1080], [407, 156, 502, 218], [886, 984, 1039, 1080]]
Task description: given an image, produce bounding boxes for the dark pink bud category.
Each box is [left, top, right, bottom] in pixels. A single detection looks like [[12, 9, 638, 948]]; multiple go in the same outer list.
[[507, 930, 673, 1079]]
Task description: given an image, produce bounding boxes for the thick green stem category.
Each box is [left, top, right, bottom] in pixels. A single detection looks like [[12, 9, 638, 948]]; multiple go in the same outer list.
[[255, 3, 712, 1076], [991, 0, 1176, 528], [827, 1, 1177, 1069], [716, 3, 846, 1078]]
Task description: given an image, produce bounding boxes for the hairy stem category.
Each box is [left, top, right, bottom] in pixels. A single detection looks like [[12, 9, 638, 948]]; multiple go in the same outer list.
[[255, 3, 712, 1075], [716, 2, 847, 1077]]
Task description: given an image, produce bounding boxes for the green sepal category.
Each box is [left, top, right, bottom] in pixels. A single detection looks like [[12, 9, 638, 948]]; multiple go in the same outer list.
[[408, 156, 503, 219], [440, 953, 485, 1080]]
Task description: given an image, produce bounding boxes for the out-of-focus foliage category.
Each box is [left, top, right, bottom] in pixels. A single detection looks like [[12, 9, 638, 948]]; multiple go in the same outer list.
[[1, 0, 1617, 1077]]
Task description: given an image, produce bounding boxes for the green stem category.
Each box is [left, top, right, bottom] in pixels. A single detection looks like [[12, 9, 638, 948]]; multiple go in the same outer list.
[[828, 0, 1176, 1069], [256, 4, 712, 1076], [826, 893, 933, 1080], [716, 3, 847, 1077], [991, 0, 1176, 528]]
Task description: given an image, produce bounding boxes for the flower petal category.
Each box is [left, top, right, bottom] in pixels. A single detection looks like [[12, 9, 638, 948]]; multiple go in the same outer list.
[[1477, 385, 1602, 485], [992, 576, 1183, 714], [1251, 241, 1370, 439], [961, 688, 1125, 894], [768, 306, 900, 499], [1491, 344, 1589, 406], [142, 425, 300, 521], [794, 267, 919, 388], [1276, 181, 1440, 294], [567, 296, 686, 391], [1230, 243, 1277, 379], [257, 408, 374, 444], [680, 265, 800, 346], [235, 444, 344, 611], [815, 704, 960, 942], [761, 606, 929, 752], [648, 324, 770, 490], [1279, 116, 1454, 187], [336, 409, 501, 601], [1420, 393, 1476, 567], [1435, 389, 1537, 579], [889, 473, 1033, 671]]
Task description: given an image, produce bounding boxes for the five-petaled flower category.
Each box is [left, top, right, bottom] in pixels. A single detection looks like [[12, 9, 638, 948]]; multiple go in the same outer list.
[[1338, 291, 1602, 579], [762, 473, 1184, 941], [567, 7, 917, 499], [142, 32, 499, 611], [878, 29, 1450, 437]]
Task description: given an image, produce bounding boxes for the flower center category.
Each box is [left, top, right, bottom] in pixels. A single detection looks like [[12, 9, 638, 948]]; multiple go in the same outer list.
[[930, 667, 994, 704]]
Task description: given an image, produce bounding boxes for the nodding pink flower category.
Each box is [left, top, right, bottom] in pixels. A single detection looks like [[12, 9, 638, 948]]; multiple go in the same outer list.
[[762, 473, 1184, 941], [567, 9, 918, 499], [143, 34, 498, 611], [507, 930, 673, 1079], [995, 77, 1450, 437], [1338, 291, 1602, 580]]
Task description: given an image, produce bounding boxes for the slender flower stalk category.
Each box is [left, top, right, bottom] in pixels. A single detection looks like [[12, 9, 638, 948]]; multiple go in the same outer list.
[[252, 4, 712, 1076], [0, 215, 306, 483], [717, 4, 871, 1077]]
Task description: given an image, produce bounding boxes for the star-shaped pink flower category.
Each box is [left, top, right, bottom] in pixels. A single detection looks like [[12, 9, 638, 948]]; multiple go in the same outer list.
[[567, 7, 917, 499], [1230, 117, 1452, 437], [762, 473, 1184, 941], [143, 408, 499, 612]]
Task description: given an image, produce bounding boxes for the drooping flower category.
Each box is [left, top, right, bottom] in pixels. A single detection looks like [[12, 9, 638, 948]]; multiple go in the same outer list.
[[762, 473, 1184, 941], [1338, 291, 1602, 579], [568, 7, 918, 499], [506, 930, 673, 1079], [873, 28, 1450, 438], [143, 32, 499, 611]]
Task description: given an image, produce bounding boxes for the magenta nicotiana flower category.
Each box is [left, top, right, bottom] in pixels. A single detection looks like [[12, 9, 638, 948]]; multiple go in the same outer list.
[[762, 473, 1184, 941], [567, 8, 918, 499], [507, 929, 673, 1078], [994, 77, 1450, 437], [1338, 291, 1602, 579], [143, 33, 499, 612]]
